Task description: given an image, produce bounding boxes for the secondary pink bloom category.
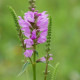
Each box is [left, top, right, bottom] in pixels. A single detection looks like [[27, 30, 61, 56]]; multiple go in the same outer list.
[[24, 39, 34, 48], [24, 11, 35, 22], [40, 57, 46, 62], [39, 57, 53, 62], [39, 54, 53, 62], [24, 50, 33, 57], [31, 29, 37, 40]]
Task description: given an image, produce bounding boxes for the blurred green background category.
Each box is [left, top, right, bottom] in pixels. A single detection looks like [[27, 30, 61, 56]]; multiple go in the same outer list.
[[0, 0, 80, 80]]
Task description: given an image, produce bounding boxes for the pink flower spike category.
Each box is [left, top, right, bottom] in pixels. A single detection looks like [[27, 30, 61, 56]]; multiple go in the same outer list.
[[31, 29, 37, 40], [24, 50, 33, 57], [24, 39, 34, 48]]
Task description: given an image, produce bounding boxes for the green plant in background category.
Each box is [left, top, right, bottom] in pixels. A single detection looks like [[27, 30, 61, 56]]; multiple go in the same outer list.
[[8, 0, 59, 80]]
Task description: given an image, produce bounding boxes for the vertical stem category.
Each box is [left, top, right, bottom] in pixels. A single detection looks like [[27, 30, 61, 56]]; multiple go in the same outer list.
[[44, 54, 49, 80], [32, 43, 36, 80], [28, 1, 36, 80]]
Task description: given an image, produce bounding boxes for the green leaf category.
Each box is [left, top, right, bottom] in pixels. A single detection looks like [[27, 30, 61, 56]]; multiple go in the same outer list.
[[48, 64, 54, 69], [17, 62, 30, 77], [51, 63, 60, 80]]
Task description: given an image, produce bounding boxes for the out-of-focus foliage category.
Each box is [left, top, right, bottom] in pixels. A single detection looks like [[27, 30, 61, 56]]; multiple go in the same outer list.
[[0, 0, 80, 80]]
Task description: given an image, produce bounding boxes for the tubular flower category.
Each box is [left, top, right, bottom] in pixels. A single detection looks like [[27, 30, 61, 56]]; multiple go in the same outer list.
[[31, 29, 37, 40], [24, 50, 33, 57], [24, 39, 34, 48], [18, 11, 49, 57]]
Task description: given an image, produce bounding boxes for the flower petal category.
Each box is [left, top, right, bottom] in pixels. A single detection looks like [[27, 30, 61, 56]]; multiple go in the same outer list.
[[31, 29, 37, 40], [24, 39, 34, 48], [24, 50, 33, 57], [24, 11, 35, 22], [18, 16, 31, 28]]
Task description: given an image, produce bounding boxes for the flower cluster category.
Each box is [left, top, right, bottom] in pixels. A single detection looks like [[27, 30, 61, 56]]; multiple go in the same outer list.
[[18, 10, 49, 57]]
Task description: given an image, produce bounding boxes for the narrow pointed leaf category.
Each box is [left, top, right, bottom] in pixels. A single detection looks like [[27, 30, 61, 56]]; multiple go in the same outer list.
[[17, 62, 30, 77], [48, 64, 54, 69], [51, 63, 60, 80]]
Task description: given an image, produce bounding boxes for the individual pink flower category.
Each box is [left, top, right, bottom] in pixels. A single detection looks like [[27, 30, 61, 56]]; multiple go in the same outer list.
[[24, 11, 35, 22], [31, 29, 37, 40], [37, 30, 48, 43], [37, 29, 48, 43], [24, 50, 33, 57], [49, 57, 53, 60], [40, 29, 48, 37], [34, 12, 42, 17], [18, 16, 31, 28], [37, 11, 49, 31], [21, 27, 31, 38], [24, 39, 34, 48], [37, 36, 47, 43]]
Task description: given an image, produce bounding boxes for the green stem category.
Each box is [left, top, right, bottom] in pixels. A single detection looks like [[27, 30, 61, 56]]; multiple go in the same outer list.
[[32, 44, 36, 80], [44, 54, 49, 80]]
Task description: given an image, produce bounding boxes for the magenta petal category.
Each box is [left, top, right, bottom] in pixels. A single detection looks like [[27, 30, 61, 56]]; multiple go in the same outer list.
[[24, 39, 34, 48], [40, 29, 48, 37], [31, 29, 37, 40], [38, 27, 48, 31], [24, 11, 35, 22], [21, 27, 31, 38], [24, 50, 33, 57], [37, 36, 47, 43], [37, 11, 49, 31], [18, 16, 31, 28]]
